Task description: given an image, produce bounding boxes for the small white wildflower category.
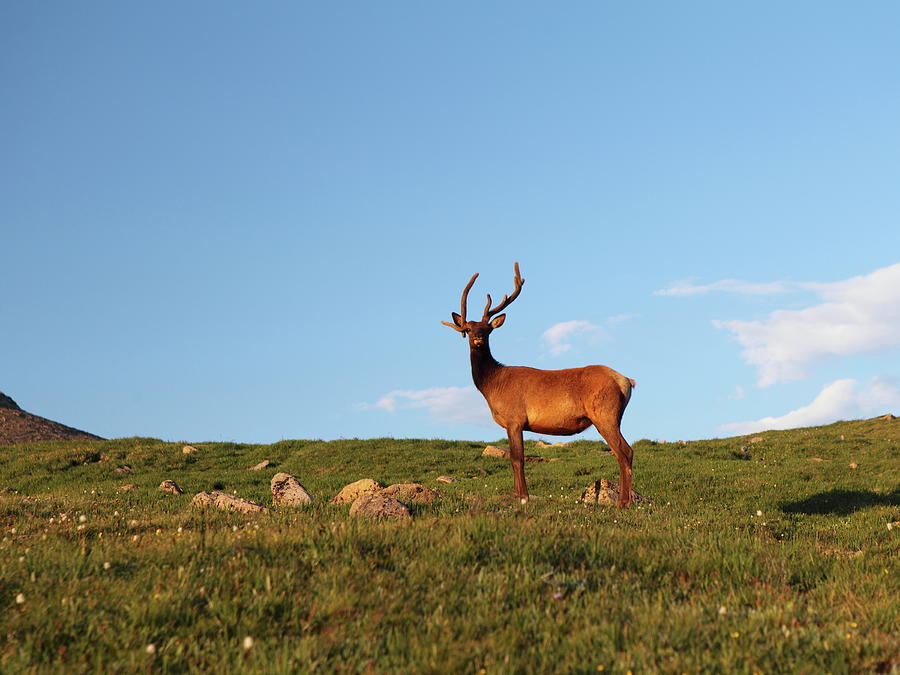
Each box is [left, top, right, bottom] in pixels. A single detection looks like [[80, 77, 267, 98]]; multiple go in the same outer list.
[[242, 636, 254, 651], [103, 561, 111, 570], [756, 510, 763, 517], [15, 593, 25, 605], [232, 525, 238, 532], [146, 643, 156, 655], [718, 605, 727, 615], [79, 515, 87, 523], [10, 527, 16, 534]]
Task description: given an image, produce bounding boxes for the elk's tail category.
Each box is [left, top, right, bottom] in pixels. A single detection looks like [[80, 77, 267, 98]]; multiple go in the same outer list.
[[614, 374, 636, 407]]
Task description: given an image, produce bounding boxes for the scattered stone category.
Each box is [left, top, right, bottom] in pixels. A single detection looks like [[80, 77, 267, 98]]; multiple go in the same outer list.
[[535, 440, 552, 448], [348, 493, 411, 520], [675, 440, 688, 446], [549, 457, 561, 462], [840, 435, 845, 441], [115, 465, 133, 474], [481, 445, 545, 462], [182, 445, 198, 454], [436, 475, 457, 484], [331, 478, 383, 504], [191, 491, 268, 514], [116, 484, 138, 491], [249, 460, 271, 471], [380, 482, 437, 504], [482, 445, 509, 458], [849, 462, 859, 469], [553, 442, 570, 447], [271, 473, 314, 506], [159, 480, 184, 495], [810, 457, 825, 462], [880, 413, 896, 421], [749, 436, 765, 444], [579, 478, 649, 506]]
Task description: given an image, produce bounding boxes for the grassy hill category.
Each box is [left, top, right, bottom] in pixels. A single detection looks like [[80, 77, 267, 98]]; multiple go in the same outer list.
[[1, 418, 898, 673]]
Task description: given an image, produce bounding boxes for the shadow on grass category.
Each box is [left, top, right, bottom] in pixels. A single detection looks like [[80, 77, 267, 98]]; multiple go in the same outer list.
[[781, 489, 900, 516]]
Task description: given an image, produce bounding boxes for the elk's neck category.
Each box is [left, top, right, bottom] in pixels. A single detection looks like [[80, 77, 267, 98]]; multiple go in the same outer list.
[[469, 343, 502, 391]]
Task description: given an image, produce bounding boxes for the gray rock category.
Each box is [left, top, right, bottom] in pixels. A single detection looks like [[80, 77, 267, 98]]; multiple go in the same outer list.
[[482, 445, 509, 458], [436, 475, 457, 484], [159, 480, 184, 495], [191, 491, 268, 514], [380, 482, 437, 504], [580, 478, 648, 506], [331, 478, 383, 504], [349, 493, 411, 520], [249, 460, 271, 471], [270, 472, 314, 506]]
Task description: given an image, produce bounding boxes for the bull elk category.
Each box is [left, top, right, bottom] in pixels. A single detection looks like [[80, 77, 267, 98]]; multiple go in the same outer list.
[[442, 263, 638, 507]]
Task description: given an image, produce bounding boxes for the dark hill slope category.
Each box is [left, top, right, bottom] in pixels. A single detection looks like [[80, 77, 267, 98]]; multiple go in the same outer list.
[[0, 393, 103, 446]]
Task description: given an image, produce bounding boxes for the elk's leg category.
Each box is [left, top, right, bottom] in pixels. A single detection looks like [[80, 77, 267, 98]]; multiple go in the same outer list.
[[506, 425, 529, 501], [595, 424, 634, 508]]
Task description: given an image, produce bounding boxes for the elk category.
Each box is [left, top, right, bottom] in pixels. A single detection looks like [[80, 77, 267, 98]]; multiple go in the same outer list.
[[442, 263, 638, 507]]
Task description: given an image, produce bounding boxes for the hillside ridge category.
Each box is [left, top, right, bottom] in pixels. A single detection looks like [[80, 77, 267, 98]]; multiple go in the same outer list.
[[0, 392, 103, 446]]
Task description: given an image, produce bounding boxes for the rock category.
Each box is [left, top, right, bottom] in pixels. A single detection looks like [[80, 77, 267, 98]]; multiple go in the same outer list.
[[482, 445, 545, 462], [348, 494, 411, 520], [436, 475, 457, 484], [849, 462, 859, 469], [580, 478, 648, 506], [331, 478, 383, 504], [880, 413, 896, 420], [535, 440, 552, 448], [749, 436, 765, 444], [115, 465, 133, 474], [116, 484, 138, 491], [182, 445, 198, 454], [249, 460, 271, 471], [159, 480, 184, 495], [271, 473, 314, 506], [380, 482, 437, 503], [191, 491, 268, 514], [482, 445, 509, 458]]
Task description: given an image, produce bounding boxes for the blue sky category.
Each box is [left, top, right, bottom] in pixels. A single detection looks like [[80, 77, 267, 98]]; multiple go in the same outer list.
[[3, 2, 899, 444]]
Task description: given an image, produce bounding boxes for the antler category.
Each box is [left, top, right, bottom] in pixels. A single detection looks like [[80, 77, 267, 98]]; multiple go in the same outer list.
[[482, 262, 524, 320], [441, 272, 479, 335]]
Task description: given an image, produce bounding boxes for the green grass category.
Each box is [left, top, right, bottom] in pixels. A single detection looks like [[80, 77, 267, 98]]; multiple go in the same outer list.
[[1, 419, 898, 673]]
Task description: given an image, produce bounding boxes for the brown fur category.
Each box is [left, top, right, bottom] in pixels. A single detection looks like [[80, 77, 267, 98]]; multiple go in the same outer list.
[[443, 264, 637, 507]]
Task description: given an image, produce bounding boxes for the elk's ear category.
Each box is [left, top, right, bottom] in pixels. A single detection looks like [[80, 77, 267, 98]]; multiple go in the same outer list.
[[490, 314, 506, 329], [451, 312, 464, 328]]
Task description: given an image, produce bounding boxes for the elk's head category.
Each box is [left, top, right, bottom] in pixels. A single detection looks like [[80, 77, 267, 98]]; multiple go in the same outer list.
[[442, 263, 524, 349]]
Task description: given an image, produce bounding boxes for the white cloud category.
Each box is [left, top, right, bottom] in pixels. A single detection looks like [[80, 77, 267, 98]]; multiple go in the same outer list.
[[364, 386, 493, 427], [713, 263, 900, 386], [654, 278, 800, 297], [719, 376, 900, 435], [542, 320, 608, 356]]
